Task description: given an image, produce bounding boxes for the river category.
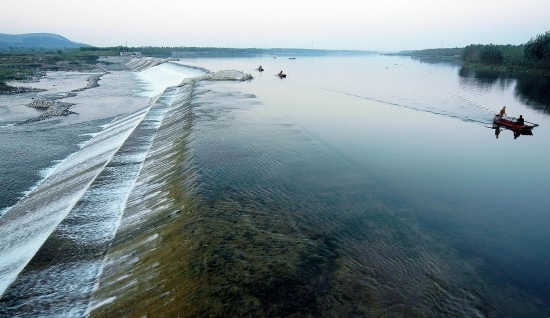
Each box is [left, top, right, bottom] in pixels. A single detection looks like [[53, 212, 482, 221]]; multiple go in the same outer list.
[[1, 53, 549, 317]]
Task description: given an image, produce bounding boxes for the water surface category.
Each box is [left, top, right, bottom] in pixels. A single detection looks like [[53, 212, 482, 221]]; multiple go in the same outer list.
[[176, 54, 550, 315], [1, 54, 549, 316]]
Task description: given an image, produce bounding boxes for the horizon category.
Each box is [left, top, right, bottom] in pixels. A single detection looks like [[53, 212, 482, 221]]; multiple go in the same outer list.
[[0, 33, 445, 53], [1, 0, 549, 51]]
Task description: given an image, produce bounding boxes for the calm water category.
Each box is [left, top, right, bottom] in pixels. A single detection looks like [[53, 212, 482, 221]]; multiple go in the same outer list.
[[1, 54, 549, 316], [177, 54, 550, 315]]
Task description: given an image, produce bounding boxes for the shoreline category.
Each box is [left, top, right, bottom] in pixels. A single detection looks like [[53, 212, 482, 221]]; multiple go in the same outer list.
[[0, 83, 46, 95], [1, 55, 174, 125], [0, 52, 107, 94], [23, 73, 108, 123], [461, 62, 550, 76]]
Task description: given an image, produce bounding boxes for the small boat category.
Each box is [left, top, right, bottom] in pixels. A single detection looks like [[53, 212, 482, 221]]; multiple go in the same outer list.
[[493, 115, 538, 131], [276, 73, 287, 78]]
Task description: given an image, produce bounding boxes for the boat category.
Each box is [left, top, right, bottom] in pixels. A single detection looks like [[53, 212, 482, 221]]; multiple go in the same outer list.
[[492, 115, 538, 131]]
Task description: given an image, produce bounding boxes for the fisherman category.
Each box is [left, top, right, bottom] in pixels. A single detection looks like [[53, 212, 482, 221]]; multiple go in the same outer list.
[[258, 65, 264, 71], [516, 115, 525, 126], [275, 70, 286, 78], [499, 106, 506, 117]]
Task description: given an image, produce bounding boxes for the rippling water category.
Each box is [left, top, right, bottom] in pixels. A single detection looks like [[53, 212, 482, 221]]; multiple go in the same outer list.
[[88, 55, 550, 316], [169, 81, 491, 316], [173, 55, 550, 316], [1, 55, 550, 317]]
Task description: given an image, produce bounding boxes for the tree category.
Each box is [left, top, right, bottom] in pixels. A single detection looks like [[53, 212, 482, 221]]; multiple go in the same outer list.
[[524, 31, 550, 65], [462, 45, 481, 63], [479, 45, 503, 65]]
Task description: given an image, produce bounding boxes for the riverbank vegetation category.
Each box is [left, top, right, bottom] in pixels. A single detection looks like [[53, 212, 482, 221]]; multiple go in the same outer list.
[[395, 31, 550, 75], [387, 47, 463, 61], [0, 49, 117, 94], [462, 31, 550, 72]]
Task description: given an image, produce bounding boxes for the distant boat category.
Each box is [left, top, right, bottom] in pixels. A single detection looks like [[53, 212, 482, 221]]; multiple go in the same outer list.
[[493, 115, 538, 131], [289, 57, 296, 60]]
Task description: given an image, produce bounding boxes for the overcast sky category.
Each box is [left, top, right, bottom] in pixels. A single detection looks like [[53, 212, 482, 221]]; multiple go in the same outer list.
[[2, 0, 549, 51]]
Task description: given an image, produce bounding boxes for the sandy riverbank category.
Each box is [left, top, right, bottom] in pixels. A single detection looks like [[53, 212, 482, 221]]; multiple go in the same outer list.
[[1, 56, 175, 125], [23, 73, 108, 123]]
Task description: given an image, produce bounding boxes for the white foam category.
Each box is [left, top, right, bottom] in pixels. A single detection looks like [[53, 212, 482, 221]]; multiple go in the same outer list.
[[145, 233, 160, 243], [0, 107, 150, 297], [135, 62, 204, 97], [87, 296, 117, 312]]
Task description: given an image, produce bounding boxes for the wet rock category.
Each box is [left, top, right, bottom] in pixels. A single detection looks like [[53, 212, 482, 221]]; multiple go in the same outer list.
[[72, 73, 107, 92], [23, 102, 77, 123]]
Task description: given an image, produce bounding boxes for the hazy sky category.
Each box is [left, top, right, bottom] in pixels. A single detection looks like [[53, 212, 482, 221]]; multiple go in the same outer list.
[[2, 0, 549, 51]]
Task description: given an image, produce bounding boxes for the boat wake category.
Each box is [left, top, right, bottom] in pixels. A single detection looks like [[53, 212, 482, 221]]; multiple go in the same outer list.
[[290, 78, 497, 126], [318, 86, 495, 125]]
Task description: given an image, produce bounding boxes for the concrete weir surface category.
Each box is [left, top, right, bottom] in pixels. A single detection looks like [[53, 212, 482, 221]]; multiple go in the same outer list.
[[0, 66, 253, 317], [0, 91, 165, 316], [86, 83, 198, 317]]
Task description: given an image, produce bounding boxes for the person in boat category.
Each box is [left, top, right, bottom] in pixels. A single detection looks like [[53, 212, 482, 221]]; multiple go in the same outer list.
[[277, 70, 286, 77], [257, 65, 264, 72], [516, 115, 525, 126], [499, 106, 506, 117]]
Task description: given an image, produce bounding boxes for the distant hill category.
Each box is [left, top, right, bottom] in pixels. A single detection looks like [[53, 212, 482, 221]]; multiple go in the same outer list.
[[0, 33, 91, 51]]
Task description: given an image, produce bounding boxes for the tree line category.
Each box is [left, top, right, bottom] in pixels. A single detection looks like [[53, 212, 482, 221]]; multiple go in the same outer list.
[[462, 31, 550, 70]]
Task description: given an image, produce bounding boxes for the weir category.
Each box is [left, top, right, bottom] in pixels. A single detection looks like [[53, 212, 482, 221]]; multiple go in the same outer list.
[[0, 61, 252, 316], [87, 72, 253, 316], [0, 106, 151, 298], [86, 83, 198, 317], [0, 88, 180, 316]]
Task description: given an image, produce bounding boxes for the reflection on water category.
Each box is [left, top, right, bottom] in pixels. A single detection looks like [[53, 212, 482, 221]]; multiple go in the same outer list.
[[459, 66, 550, 113], [515, 74, 550, 113], [493, 125, 534, 139]]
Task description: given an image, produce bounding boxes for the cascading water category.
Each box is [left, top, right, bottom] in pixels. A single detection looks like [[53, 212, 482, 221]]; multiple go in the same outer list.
[[0, 61, 205, 316]]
